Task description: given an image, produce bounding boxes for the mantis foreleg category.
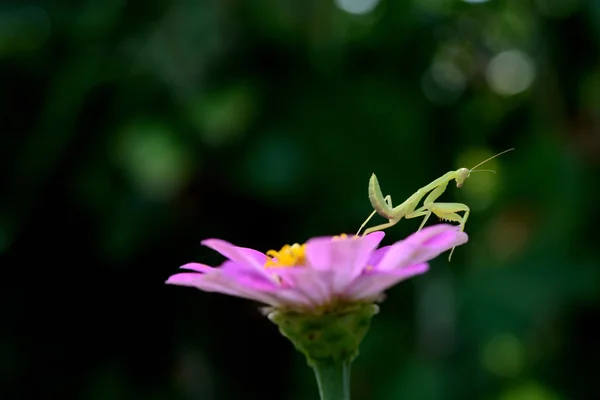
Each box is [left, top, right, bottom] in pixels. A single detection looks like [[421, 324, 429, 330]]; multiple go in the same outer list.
[[428, 203, 470, 232], [408, 201, 470, 260], [427, 202, 470, 260], [403, 181, 470, 259]]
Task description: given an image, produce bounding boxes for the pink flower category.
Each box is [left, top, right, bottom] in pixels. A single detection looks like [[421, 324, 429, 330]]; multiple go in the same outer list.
[[166, 224, 468, 312]]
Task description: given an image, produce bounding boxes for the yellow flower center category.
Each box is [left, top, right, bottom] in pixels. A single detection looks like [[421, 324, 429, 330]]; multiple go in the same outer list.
[[265, 243, 307, 268], [333, 233, 359, 241], [263, 234, 358, 269]]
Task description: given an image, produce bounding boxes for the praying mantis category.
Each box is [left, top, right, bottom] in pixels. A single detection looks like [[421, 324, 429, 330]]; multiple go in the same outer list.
[[356, 148, 515, 261]]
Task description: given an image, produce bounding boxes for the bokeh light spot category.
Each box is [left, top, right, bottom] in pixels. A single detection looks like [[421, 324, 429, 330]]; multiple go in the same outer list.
[[115, 122, 194, 201], [432, 61, 466, 92], [422, 61, 466, 105], [334, 0, 380, 15], [486, 50, 535, 96], [498, 381, 561, 400], [191, 83, 257, 148], [482, 333, 525, 378], [486, 205, 536, 262]]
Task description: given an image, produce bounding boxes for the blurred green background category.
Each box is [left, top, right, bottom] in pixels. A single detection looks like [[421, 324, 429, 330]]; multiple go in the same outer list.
[[1, 0, 600, 399]]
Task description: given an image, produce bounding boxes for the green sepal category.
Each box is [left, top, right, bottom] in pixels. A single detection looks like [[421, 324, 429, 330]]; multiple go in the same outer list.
[[267, 303, 379, 366]]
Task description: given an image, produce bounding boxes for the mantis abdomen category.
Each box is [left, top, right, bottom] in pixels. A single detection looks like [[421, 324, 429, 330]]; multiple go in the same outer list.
[[368, 173, 396, 219]]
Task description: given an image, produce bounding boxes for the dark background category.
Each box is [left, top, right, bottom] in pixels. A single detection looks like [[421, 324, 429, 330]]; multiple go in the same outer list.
[[1, 0, 600, 399]]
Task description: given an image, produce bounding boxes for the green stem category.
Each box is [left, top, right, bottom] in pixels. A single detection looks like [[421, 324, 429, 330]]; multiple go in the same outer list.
[[312, 359, 351, 400]]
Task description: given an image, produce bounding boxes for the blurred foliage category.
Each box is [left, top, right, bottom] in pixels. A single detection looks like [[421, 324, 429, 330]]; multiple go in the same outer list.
[[1, 0, 600, 399]]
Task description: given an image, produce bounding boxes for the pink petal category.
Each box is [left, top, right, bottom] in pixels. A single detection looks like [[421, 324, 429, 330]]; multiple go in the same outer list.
[[368, 245, 391, 268], [376, 224, 468, 271], [217, 261, 280, 292], [179, 263, 213, 273], [275, 268, 335, 306], [201, 239, 272, 279], [235, 246, 268, 265], [305, 231, 385, 293], [166, 273, 240, 296], [173, 261, 281, 293], [166, 271, 282, 306], [346, 263, 429, 300], [168, 262, 316, 308]]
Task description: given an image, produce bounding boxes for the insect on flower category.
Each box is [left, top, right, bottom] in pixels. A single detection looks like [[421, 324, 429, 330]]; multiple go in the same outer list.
[[357, 148, 514, 260]]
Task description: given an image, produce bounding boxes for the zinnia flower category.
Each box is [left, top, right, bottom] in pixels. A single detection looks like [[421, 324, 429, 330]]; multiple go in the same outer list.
[[166, 224, 467, 311], [167, 224, 468, 399]]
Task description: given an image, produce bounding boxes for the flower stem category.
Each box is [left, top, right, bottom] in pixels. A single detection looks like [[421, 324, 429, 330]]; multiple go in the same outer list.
[[312, 359, 351, 400]]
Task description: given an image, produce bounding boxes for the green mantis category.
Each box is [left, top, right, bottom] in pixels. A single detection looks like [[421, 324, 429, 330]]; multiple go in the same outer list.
[[356, 148, 515, 261]]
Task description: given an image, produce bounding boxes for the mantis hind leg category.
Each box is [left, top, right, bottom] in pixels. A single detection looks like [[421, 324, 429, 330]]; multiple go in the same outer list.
[[357, 195, 392, 236], [357, 209, 378, 236]]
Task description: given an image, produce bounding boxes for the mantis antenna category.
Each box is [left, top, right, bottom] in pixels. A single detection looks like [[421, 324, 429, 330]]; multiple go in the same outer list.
[[469, 148, 515, 172]]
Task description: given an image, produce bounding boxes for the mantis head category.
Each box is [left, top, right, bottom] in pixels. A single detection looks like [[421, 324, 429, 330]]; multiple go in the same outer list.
[[455, 168, 470, 188]]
